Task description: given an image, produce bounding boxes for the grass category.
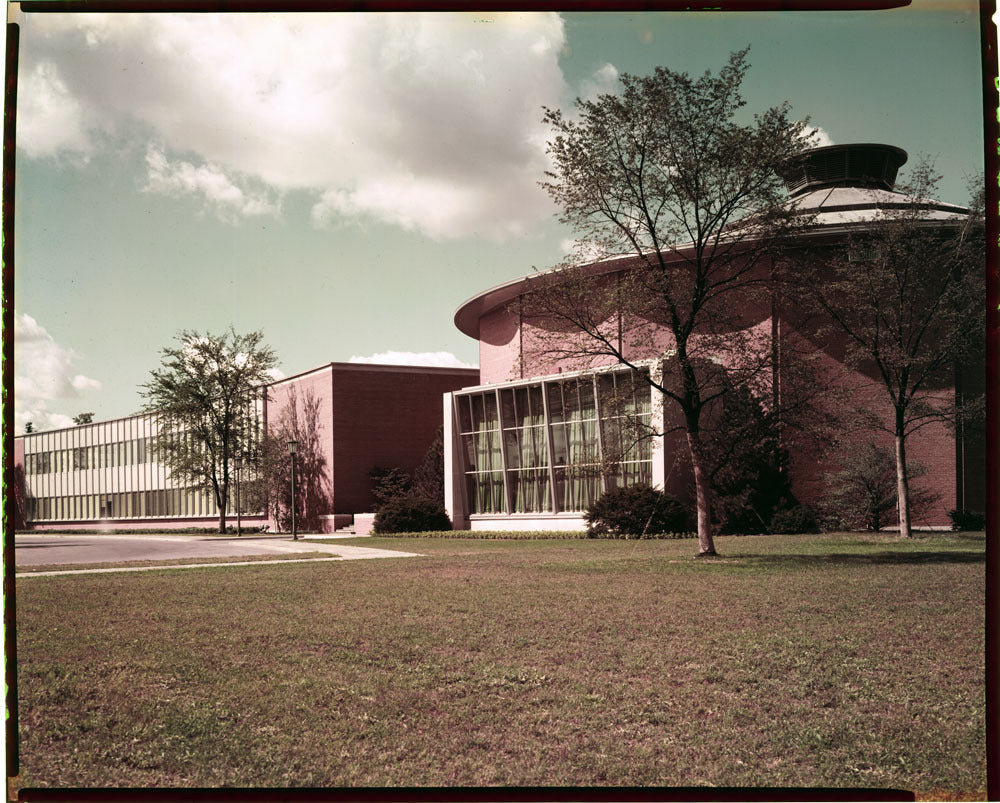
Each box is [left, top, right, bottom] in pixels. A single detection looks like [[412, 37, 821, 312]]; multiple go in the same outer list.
[[12, 532, 985, 797]]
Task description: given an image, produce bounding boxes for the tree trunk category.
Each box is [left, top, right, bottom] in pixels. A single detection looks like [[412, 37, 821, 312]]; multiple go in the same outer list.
[[217, 481, 228, 534], [894, 427, 912, 539], [686, 429, 717, 556]]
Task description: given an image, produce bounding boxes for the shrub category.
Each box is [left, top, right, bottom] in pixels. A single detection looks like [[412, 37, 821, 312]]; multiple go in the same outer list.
[[769, 504, 820, 534], [705, 386, 797, 534], [949, 509, 985, 531], [585, 484, 692, 538], [373, 495, 452, 534], [823, 441, 939, 531], [369, 466, 413, 511]]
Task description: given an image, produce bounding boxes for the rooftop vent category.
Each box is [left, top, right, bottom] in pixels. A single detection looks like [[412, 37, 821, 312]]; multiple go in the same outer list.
[[777, 143, 908, 198]]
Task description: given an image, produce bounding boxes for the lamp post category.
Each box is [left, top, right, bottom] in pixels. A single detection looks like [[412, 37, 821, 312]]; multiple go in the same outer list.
[[287, 440, 298, 540], [234, 456, 242, 537]]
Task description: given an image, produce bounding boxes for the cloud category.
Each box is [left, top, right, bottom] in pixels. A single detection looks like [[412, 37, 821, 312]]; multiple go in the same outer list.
[[144, 146, 281, 224], [17, 60, 96, 160], [18, 12, 570, 240], [14, 313, 102, 433], [349, 351, 477, 369], [559, 238, 610, 263], [577, 63, 619, 103], [808, 126, 835, 148]]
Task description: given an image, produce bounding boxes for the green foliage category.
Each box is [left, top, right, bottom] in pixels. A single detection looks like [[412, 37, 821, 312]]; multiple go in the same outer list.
[[585, 484, 692, 538], [536, 49, 819, 556], [768, 504, 819, 535], [706, 386, 798, 534], [949, 509, 985, 531], [140, 328, 278, 533], [412, 426, 445, 502], [369, 430, 447, 516], [369, 466, 413, 511], [824, 442, 938, 532], [373, 495, 452, 534], [373, 530, 591, 540]]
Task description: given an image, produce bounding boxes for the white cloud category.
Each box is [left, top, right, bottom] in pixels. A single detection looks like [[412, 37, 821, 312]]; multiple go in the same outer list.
[[349, 351, 476, 369], [577, 62, 619, 102], [14, 313, 102, 433], [144, 146, 281, 224], [808, 125, 835, 148], [17, 60, 96, 159], [559, 238, 610, 263], [18, 12, 569, 240]]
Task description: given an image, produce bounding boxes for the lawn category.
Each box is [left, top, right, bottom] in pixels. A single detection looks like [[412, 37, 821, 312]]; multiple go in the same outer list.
[[11, 532, 986, 798]]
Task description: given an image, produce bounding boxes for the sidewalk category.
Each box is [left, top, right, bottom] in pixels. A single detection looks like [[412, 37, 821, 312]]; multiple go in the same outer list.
[[17, 542, 424, 577]]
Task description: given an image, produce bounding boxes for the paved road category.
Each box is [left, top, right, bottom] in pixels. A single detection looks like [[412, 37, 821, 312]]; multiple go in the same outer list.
[[14, 534, 418, 568]]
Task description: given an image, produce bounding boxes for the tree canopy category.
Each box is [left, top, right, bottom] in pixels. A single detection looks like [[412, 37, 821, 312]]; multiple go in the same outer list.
[[533, 48, 818, 554], [787, 162, 985, 536], [140, 328, 278, 533]]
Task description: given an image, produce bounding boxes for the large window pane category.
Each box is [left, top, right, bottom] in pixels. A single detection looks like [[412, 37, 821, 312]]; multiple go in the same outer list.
[[547, 383, 564, 423], [500, 389, 516, 428], [510, 469, 551, 513], [456, 368, 652, 516]]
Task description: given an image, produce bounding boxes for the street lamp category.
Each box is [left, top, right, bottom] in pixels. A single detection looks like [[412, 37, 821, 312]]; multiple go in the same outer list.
[[287, 440, 298, 540], [234, 456, 242, 537]]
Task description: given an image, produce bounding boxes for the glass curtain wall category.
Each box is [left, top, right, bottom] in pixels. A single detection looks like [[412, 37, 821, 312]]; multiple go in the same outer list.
[[501, 385, 551, 513], [20, 392, 265, 523], [457, 393, 506, 514], [457, 367, 653, 515]]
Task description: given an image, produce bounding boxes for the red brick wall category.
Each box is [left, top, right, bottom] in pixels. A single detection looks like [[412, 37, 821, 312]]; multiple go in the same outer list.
[[329, 365, 479, 513], [478, 306, 522, 384], [266, 365, 336, 521], [778, 326, 958, 528], [472, 282, 964, 529]]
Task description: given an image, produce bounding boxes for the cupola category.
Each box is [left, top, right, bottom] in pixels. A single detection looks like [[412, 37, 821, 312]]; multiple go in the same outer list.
[[777, 143, 908, 198]]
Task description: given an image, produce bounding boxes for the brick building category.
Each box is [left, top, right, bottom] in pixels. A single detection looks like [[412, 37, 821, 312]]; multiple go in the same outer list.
[[13, 362, 477, 533], [12, 144, 982, 535], [443, 143, 984, 531]]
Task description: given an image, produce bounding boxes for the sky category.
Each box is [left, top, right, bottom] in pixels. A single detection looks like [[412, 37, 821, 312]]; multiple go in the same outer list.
[[9, 2, 988, 432]]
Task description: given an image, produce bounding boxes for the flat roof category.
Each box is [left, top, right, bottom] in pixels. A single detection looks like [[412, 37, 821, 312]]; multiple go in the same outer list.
[[16, 360, 480, 439]]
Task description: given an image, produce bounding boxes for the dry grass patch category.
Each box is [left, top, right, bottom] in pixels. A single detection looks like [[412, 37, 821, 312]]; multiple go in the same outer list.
[[13, 533, 985, 796]]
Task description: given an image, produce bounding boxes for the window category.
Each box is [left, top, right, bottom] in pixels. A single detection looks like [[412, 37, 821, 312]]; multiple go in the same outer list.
[[455, 367, 654, 516], [459, 393, 506, 514], [73, 447, 89, 470], [500, 386, 551, 513]]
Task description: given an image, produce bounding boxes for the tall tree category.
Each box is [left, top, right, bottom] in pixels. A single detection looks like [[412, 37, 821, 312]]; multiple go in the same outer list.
[[72, 412, 94, 425], [534, 48, 816, 555], [251, 385, 331, 533], [141, 328, 277, 533], [788, 162, 984, 537]]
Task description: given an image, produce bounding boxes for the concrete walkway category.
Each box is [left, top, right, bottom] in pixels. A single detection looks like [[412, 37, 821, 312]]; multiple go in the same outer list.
[[14, 533, 423, 577]]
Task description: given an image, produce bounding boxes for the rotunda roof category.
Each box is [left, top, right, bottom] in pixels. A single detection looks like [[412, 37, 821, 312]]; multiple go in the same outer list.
[[454, 143, 970, 340], [776, 143, 908, 197]]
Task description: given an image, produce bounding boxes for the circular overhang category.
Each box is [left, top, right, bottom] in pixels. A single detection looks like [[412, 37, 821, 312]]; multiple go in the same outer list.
[[455, 143, 968, 341], [453, 252, 654, 339]]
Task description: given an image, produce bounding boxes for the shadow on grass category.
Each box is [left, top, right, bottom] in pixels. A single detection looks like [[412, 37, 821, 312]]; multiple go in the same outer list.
[[735, 550, 985, 569]]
